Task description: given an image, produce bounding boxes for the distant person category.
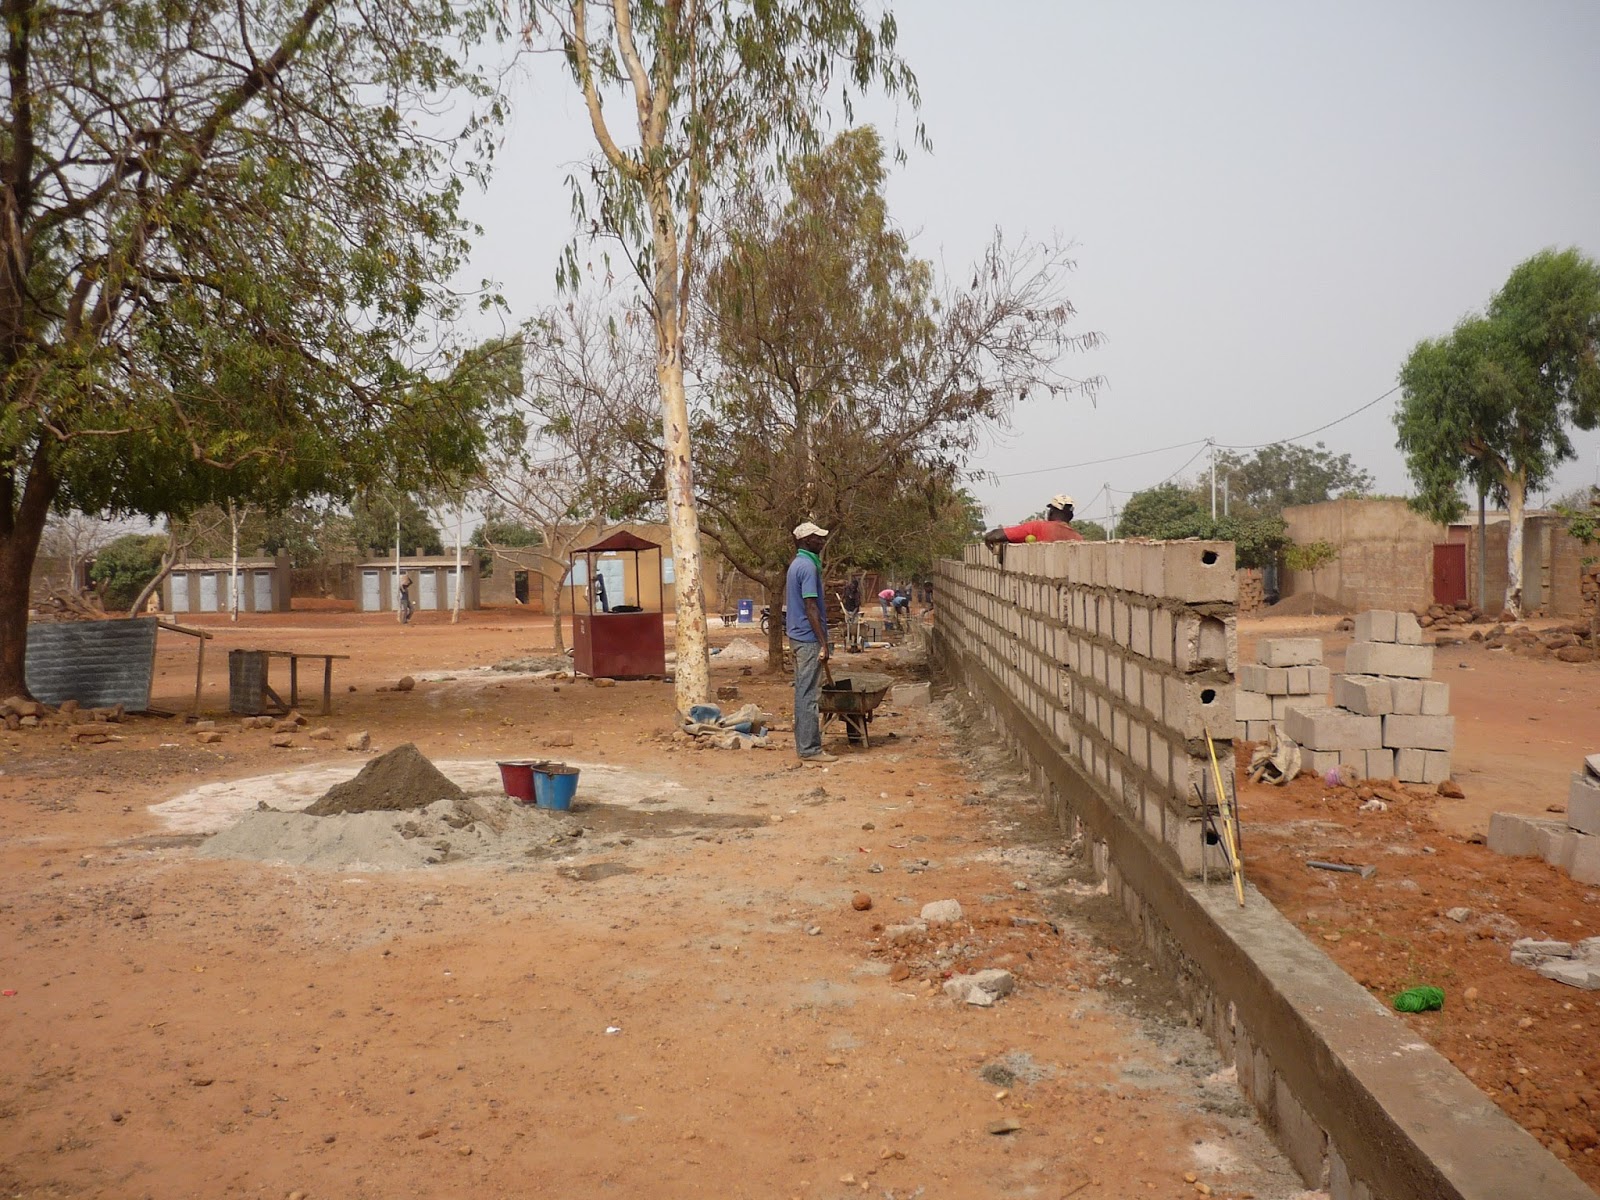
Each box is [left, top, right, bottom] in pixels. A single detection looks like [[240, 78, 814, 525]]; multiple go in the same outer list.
[[891, 585, 911, 622], [877, 587, 895, 619], [841, 576, 863, 653], [984, 494, 1084, 546], [593, 572, 609, 613], [787, 522, 836, 764], [398, 574, 414, 624]]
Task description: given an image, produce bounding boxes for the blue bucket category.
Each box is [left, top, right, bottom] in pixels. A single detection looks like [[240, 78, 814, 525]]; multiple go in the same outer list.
[[533, 763, 580, 811]]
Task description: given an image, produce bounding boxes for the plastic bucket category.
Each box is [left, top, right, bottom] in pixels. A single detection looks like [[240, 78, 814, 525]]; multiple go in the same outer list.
[[533, 763, 580, 811], [496, 760, 541, 804]]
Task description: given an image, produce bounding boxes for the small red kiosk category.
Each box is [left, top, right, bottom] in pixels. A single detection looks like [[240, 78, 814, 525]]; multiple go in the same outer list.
[[569, 530, 668, 680]]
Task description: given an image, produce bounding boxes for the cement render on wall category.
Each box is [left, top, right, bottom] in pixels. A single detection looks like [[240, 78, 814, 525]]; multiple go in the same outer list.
[[933, 538, 1590, 1200]]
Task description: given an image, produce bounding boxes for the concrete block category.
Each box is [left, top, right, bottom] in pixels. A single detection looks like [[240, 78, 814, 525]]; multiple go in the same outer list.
[[1150, 607, 1175, 665], [1306, 749, 1341, 776], [1394, 611, 1423, 644], [1272, 1074, 1328, 1186], [1365, 748, 1396, 781], [1334, 674, 1391, 716], [1345, 641, 1435, 679], [1284, 706, 1382, 752], [1353, 610, 1398, 643], [1487, 812, 1564, 858], [1128, 602, 1151, 658], [1395, 748, 1426, 783], [1389, 678, 1423, 715], [1536, 959, 1600, 990], [1238, 663, 1270, 692], [1244, 720, 1272, 742], [1419, 681, 1450, 716], [1272, 693, 1327, 719], [1423, 750, 1451, 784], [1140, 543, 1167, 597], [1258, 637, 1323, 667], [1162, 540, 1236, 604], [1285, 666, 1312, 694], [1235, 690, 1273, 722], [1306, 665, 1331, 694], [1574, 833, 1600, 886], [1539, 825, 1579, 872], [1163, 674, 1234, 741], [1568, 772, 1600, 836], [1382, 714, 1455, 752], [1142, 666, 1164, 721]]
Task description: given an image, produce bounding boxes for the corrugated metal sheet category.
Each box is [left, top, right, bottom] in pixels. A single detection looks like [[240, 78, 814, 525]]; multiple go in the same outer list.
[[24, 618, 159, 710]]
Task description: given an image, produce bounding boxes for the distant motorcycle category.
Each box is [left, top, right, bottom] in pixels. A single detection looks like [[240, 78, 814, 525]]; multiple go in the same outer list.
[[759, 604, 782, 635]]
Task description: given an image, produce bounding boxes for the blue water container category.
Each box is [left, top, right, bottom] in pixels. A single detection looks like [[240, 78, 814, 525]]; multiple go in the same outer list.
[[533, 764, 580, 811], [737, 599, 754, 623]]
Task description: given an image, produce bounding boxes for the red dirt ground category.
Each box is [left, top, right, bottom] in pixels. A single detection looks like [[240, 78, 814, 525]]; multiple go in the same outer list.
[[1238, 615, 1600, 1189]]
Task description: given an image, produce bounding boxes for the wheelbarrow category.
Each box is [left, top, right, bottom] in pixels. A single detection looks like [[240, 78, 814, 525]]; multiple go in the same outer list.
[[820, 670, 893, 749]]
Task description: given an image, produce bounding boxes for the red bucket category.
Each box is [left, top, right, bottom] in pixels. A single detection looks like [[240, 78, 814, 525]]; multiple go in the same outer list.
[[496, 760, 541, 804]]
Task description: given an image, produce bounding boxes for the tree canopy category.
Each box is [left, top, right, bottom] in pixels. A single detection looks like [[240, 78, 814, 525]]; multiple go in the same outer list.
[[1397, 247, 1600, 614], [1114, 481, 1289, 569], [0, 0, 510, 695], [1214, 442, 1373, 515]]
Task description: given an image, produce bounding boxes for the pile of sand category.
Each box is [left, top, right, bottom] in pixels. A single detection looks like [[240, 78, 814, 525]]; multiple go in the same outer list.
[[715, 638, 767, 663], [1265, 592, 1352, 617], [197, 745, 557, 870], [303, 743, 465, 815]]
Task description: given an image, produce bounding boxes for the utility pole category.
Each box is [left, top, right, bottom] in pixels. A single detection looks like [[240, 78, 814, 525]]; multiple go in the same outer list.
[[1107, 482, 1117, 539], [1209, 440, 1218, 520]]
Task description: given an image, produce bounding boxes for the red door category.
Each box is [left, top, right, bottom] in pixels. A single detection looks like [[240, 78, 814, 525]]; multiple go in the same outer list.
[[1432, 543, 1467, 606]]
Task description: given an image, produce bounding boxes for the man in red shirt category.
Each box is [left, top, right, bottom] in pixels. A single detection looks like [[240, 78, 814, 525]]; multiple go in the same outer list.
[[984, 494, 1085, 546]]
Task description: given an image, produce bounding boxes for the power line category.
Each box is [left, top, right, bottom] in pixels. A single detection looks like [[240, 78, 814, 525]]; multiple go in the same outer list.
[[994, 385, 1399, 481], [1213, 386, 1399, 451], [994, 437, 1209, 479]]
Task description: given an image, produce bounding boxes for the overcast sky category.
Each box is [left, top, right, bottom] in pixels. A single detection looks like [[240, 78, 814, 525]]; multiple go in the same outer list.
[[458, 0, 1600, 529]]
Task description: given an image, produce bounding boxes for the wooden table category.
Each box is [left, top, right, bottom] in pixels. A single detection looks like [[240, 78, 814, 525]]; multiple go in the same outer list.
[[233, 649, 351, 717]]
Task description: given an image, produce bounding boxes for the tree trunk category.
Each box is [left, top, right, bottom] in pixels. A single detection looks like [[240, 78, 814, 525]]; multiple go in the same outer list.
[[550, 567, 567, 657], [129, 547, 175, 618], [649, 184, 710, 713], [0, 450, 62, 699], [766, 569, 787, 674], [229, 501, 241, 622], [1506, 470, 1526, 618]]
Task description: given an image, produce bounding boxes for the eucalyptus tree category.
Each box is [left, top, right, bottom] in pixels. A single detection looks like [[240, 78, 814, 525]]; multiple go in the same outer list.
[[1397, 249, 1600, 616], [521, 0, 921, 712], [0, 0, 508, 697]]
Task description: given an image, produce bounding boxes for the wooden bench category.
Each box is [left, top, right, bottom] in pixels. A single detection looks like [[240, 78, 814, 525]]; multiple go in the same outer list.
[[230, 649, 351, 717]]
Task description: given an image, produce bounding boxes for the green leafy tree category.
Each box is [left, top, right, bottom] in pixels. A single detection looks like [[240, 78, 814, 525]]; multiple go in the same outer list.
[[90, 535, 170, 612], [0, 0, 508, 697], [1282, 540, 1340, 616], [348, 497, 444, 558], [1117, 484, 1212, 540], [1397, 248, 1600, 616], [1215, 442, 1373, 515], [1073, 519, 1109, 542], [523, 0, 922, 712]]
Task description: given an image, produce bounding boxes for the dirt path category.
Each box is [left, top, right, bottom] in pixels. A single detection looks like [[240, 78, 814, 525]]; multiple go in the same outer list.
[[0, 612, 1306, 1200]]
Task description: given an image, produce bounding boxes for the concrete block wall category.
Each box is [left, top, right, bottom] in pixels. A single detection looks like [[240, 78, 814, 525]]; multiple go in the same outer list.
[[1489, 768, 1600, 884], [930, 564, 1592, 1200], [1235, 638, 1330, 743], [1288, 611, 1455, 784], [936, 540, 1237, 877]]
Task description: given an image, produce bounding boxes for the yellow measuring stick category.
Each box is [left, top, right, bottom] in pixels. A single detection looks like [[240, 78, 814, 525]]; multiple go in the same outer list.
[[1206, 731, 1245, 907]]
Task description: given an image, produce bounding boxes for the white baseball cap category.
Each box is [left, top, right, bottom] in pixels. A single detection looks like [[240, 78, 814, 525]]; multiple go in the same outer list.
[[1049, 494, 1075, 509], [793, 521, 830, 539]]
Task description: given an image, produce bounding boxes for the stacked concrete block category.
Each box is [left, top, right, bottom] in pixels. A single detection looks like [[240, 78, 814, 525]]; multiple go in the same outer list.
[[934, 539, 1236, 879], [1233, 637, 1329, 742], [1283, 609, 1455, 784], [1490, 765, 1600, 884]]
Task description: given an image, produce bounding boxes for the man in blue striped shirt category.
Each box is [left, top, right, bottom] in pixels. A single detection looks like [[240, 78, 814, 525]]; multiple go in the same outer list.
[[786, 521, 836, 764]]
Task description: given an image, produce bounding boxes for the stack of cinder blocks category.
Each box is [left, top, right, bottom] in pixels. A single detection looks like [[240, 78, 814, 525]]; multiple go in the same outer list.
[[1285, 609, 1454, 784], [1488, 757, 1600, 885], [1233, 637, 1328, 742]]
